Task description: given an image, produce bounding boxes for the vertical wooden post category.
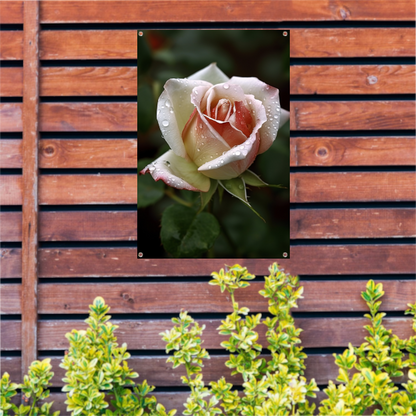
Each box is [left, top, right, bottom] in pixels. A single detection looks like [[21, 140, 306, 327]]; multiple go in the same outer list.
[[21, 0, 40, 381]]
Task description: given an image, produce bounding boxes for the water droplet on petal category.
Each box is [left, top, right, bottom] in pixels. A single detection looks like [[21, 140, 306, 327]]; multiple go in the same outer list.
[[236, 151, 241, 156], [149, 167, 155, 172], [197, 148, 200, 152], [201, 142, 204, 145], [165, 100, 171, 108], [164, 160, 170, 166], [195, 90, 199, 95], [274, 115, 279, 119], [162, 120, 169, 127], [223, 84, 230, 90]]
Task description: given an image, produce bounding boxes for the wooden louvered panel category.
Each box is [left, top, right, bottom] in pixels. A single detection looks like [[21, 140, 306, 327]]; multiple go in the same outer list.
[[290, 137, 416, 166], [290, 208, 416, 239], [291, 65, 416, 95], [2, 280, 414, 315], [1, 317, 412, 351]]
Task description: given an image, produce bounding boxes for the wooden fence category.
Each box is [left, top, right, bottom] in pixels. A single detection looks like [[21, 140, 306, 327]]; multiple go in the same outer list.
[[1, 1, 415, 414]]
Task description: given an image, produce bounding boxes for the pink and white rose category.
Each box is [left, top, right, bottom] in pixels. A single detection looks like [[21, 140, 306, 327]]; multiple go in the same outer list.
[[140, 63, 289, 192]]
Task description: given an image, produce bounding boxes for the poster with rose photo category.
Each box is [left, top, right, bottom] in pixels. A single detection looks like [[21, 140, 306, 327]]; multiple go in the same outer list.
[[138, 30, 290, 259]]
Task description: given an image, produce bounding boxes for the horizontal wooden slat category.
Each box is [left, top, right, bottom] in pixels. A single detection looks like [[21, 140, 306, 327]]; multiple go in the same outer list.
[[290, 137, 416, 166], [0, 67, 23, 96], [0, 139, 22, 168], [291, 172, 416, 202], [2, 245, 414, 279], [0, 212, 21, 242], [40, 67, 137, 96], [0, 284, 21, 314], [40, 174, 136, 204], [2, 353, 408, 388], [35, 29, 416, 60], [0, 103, 22, 132], [0, 320, 21, 350], [39, 139, 137, 168], [40, 30, 136, 60], [39, 102, 136, 131], [0, 175, 136, 205], [2, 316, 411, 351], [37, 245, 416, 277], [0, 31, 23, 60], [38, 211, 136, 241], [291, 28, 415, 58], [0, 1, 23, 24], [36, 1, 416, 23], [0, 139, 137, 168], [0, 211, 136, 242], [291, 208, 416, 239], [291, 65, 416, 95], [36, 280, 414, 314], [290, 101, 415, 130], [0, 175, 22, 205], [0, 357, 20, 380], [0, 249, 21, 278]]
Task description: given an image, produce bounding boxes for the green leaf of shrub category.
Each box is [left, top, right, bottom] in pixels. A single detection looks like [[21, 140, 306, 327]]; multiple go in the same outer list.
[[138, 158, 164, 208], [161, 204, 220, 258]]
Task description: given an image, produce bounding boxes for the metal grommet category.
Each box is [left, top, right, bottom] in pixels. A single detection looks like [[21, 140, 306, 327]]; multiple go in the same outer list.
[[283, 252, 288, 258], [139, 31, 143, 36], [138, 252, 143, 258], [283, 31, 288, 37]]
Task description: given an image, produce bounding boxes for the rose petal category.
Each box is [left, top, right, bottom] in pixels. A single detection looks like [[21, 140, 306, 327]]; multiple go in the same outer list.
[[197, 95, 266, 180], [229, 76, 282, 154], [140, 150, 210, 192], [157, 79, 212, 159], [280, 108, 290, 127], [188, 63, 230, 84]]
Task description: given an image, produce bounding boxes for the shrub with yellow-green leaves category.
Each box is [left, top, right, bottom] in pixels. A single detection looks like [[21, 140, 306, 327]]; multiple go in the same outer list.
[[319, 280, 416, 416], [0, 358, 59, 416], [161, 264, 319, 416], [60, 296, 175, 416]]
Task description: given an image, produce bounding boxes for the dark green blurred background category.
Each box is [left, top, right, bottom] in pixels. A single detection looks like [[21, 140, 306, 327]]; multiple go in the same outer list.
[[138, 30, 290, 258]]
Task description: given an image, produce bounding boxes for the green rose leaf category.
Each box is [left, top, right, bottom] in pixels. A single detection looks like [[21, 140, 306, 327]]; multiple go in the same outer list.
[[138, 84, 155, 133], [241, 169, 285, 189], [199, 179, 218, 213], [219, 177, 265, 222], [138, 158, 164, 208], [161, 204, 220, 258]]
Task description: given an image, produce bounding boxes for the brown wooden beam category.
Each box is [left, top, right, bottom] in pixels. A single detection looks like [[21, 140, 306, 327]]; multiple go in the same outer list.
[[21, 0, 40, 381]]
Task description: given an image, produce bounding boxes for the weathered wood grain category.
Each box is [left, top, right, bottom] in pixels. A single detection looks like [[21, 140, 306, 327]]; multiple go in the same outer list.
[[291, 172, 416, 202], [1, 174, 137, 205], [40, 174, 137, 205], [0, 211, 136, 242], [0, 248, 21, 278], [0, 212, 21, 242], [39, 139, 137, 168], [0, 31, 23, 60], [290, 101, 416, 131], [40, 67, 137, 96], [36, 280, 415, 314], [0, 1, 23, 24], [291, 28, 415, 57], [0, 103, 22, 132], [0, 67, 23, 96], [35, 1, 416, 23], [291, 208, 416, 239], [2, 353, 408, 387], [290, 137, 416, 166], [0, 139, 22, 168], [33, 245, 416, 278], [22, 0, 40, 377], [34, 317, 413, 351], [0, 320, 21, 350], [291, 65, 416, 95], [40, 211, 137, 241], [0, 284, 21, 314], [0, 175, 22, 205], [40, 30, 136, 60], [39, 103, 136, 131]]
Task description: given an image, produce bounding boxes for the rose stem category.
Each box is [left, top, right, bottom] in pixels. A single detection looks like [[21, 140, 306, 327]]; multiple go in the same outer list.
[[164, 188, 193, 207]]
